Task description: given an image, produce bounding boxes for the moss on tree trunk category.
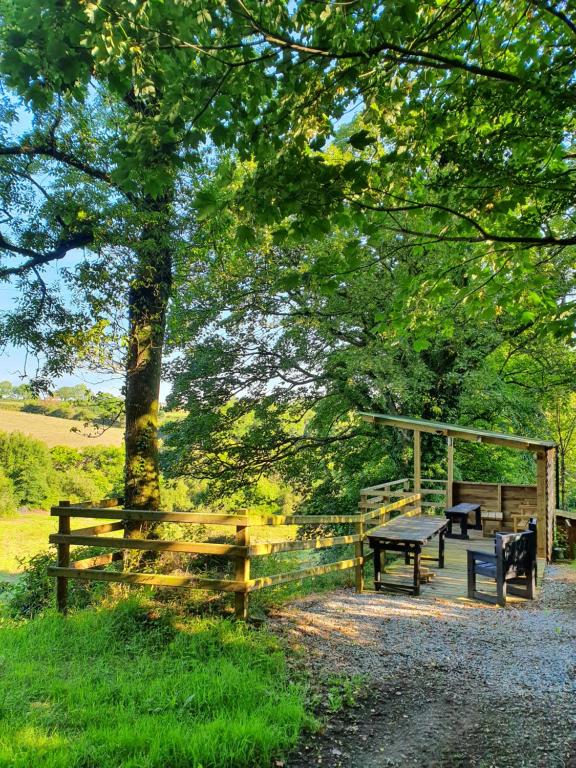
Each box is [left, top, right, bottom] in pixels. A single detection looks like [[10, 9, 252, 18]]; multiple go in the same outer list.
[[124, 195, 173, 523]]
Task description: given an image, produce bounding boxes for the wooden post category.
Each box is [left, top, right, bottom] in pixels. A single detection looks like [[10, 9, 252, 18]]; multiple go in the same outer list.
[[56, 501, 71, 614], [546, 448, 556, 563], [446, 437, 454, 507], [413, 430, 421, 495], [536, 451, 547, 559], [234, 523, 250, 620], [355, 517, 365, 594]]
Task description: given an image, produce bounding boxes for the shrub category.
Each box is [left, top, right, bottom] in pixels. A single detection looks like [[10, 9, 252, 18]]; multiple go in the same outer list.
[[58, 470, 104, 503], [0, 431, 55, 507], [51, 445, 125, 502], [6, 548, 113, 618], [0, 469, 18, 517]]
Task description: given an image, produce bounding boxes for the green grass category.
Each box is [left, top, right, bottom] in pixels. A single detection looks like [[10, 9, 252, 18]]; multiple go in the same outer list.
[[0, 599, 308, 768], [0, 512, 117, 579]]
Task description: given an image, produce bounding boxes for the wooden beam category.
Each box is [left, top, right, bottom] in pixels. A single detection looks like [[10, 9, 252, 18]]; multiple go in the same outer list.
[[360, 414, 552, 452], [536, 452, 547, 559], [362, 494, 421, 522], [51, 507, 253, 525], [245, 556, 363, 593], [248, 534, 361, 556], [56, 501, 70, 614], [47, 567, 246, 592], [70, 552, 124, 570], [50, 506, 363, 526], [70, 522, 124, 536], [49, 534, 248, 558], [355, 517, 365, 594], [414, 430, 421, 494], [447, 437, 454, 507]]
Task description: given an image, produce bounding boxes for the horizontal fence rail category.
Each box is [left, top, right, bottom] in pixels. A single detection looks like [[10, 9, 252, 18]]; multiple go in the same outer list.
[[48, 491, 422, 619], [359, 477, 447, 514]]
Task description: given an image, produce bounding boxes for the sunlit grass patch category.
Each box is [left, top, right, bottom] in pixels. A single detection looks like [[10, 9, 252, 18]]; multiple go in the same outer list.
[[0, 599, 308, 768]]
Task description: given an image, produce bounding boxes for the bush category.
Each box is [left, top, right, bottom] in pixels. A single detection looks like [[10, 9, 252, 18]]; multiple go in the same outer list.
[[0, 469, 18, 517], [58, 470, 104, 503], [0, 430, 55, 507], [51, 445, 125, 502], [6, 548, 113, 618], [12, 465, 51, 507]]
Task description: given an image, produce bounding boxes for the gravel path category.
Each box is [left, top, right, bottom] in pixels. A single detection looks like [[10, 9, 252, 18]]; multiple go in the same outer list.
[[273, 564, 576, 768]]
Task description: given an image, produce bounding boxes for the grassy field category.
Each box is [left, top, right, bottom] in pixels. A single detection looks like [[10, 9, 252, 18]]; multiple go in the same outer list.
[[0, 511, 121, 579], [0, 410, 123, 447], [0, 599, 308, 768]]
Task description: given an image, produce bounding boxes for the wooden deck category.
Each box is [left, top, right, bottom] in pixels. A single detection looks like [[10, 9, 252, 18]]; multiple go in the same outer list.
[[367, 529, 546, 603]]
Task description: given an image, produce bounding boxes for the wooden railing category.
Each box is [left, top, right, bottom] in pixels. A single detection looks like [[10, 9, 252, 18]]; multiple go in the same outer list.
[[49, 493, 421, 619], [359, 478, 446, 512]]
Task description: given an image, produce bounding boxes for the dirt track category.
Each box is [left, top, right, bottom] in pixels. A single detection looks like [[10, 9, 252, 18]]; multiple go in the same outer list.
[[274, 564, 576, 768]]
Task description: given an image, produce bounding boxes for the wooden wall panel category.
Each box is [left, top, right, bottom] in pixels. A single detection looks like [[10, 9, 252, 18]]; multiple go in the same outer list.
[[453, 482, 499, 510]]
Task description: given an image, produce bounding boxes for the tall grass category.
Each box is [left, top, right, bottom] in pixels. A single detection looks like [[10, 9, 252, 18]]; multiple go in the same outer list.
[[0, 599, 308, 767]]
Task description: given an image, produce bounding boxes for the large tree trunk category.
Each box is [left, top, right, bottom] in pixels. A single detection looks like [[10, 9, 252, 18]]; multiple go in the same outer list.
[[124, 194, 173, 517]]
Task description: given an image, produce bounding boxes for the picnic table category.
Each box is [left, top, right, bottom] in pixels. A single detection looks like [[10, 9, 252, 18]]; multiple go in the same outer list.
[[367, 516, 448, 596], [445, 502, 482, 539]]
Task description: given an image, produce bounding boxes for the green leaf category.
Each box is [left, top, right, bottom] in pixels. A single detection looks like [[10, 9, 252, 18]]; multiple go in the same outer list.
[[348, 130, 376, 150], [413, 339, 431, 352], [236, 225, 256, 245]]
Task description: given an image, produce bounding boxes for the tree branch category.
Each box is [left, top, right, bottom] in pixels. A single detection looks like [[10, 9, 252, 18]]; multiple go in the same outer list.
[[0, 231, 93, 278], [0, 142, 112, 186]]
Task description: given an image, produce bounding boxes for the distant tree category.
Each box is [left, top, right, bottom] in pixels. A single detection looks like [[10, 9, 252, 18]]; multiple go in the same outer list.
[[0, 380, 14, 399], [12, 384, 32, 400], [55, 384, 91, 402], [0, 431, 54, 507]]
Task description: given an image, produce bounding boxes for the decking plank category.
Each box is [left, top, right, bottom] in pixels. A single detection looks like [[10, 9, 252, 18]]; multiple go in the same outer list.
[[370, 529, 545, 603]]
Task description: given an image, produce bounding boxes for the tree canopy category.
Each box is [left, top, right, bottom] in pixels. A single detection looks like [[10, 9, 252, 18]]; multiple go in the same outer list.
[[0, 0, 574, 511]]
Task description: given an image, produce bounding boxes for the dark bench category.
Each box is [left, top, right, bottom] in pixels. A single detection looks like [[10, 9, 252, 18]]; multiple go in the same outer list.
[[445, 503, 482, 540], [467, 518, 537, 607]]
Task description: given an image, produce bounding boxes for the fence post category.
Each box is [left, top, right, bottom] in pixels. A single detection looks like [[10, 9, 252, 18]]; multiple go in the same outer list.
[[355, 517, 364, 594], [234, 521, 250, 620], [56, 500, 71, 614]]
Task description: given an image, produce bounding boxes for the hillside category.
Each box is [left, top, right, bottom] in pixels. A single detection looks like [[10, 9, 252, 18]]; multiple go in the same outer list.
[[0, 409, 123, 448]]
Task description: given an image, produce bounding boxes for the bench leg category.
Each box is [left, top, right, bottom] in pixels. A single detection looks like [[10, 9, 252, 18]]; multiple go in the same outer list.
[[413, 546, 421, 596], [439, 530, 445, 569], [467, 551, 475, 599], [475, 507, 482, 530], [497, 578, 507, 607]]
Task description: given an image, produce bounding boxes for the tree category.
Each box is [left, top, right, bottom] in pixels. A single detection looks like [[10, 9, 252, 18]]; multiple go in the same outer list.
[[0, 380, 14, 399], [0, 0, 273, 510], [55, 384, 91, 402], [162, 200, 567, 507], [12, 383, 32, 400], [200, 1, 576, 340], [1, 0, 574, 514], [0, 430, 54, 507]]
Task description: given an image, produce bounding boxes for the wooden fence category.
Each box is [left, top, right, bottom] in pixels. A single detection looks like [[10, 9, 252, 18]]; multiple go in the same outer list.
[[48, 493, 421, 619], [359, 478, 447, 512]]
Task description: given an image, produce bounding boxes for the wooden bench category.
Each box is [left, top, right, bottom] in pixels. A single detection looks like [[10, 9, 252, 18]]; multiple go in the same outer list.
[[445, 503, 481, 539], [467, 519, 537, 607], [480, 509, 504, 538]]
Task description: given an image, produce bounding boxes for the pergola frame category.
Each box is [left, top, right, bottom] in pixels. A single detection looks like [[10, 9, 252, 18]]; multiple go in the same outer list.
[[360, 412, 557, 560]]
